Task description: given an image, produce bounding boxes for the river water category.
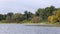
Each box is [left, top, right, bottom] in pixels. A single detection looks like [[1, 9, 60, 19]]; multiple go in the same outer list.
[[0, 24, 60, 34]]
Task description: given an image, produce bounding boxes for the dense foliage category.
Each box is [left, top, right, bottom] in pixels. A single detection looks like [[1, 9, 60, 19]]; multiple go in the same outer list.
[[0, 6, 60, 23]]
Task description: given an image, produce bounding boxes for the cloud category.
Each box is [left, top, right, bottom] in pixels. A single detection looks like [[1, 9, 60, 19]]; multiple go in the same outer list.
[[0, 0, 60, 14]]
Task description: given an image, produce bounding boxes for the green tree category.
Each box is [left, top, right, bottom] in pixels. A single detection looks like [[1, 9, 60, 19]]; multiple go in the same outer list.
[[45, 6, 56, 16], [35, 8, 45, 20], [7, 12, 13, 17], [7, 12, 13, 20], [12, 13, 23, 23], [0, 14, 6, 21], [6, 12, 13, 23], [35, 6, 56, 21], [24, 11, 33, 20]]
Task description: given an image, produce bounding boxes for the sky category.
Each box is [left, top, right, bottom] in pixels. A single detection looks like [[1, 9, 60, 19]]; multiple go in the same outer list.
[[0, 0, 60, 14]]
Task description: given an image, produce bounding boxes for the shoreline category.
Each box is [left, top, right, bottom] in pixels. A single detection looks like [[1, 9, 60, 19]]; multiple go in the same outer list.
[[24, 24, 60, 27], [0, 23, 60, 27]]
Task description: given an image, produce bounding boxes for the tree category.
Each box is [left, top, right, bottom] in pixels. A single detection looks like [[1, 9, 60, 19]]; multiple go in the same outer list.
[[35, 8, 45, 20], [48, 15, 56, 23], [6, 12, 13, 20], [24, 11, 33, 20], [54, 9, 60, 22], [2, 15, 6, 20], [45, 6, 56, 16], [6, 12, 13, 23], [7, 12, 13, 17], [0, 14, 6, 21], [12, 13, 22, 23], [0, 14, 4, 21], [32, 16, 41, 23], [6, 16, 11, 23], [48, 9, 60, 23]]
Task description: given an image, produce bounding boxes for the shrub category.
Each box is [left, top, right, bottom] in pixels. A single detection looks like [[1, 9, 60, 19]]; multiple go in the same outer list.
[[53, 9, 60, 22], [32, 16, 42, 23], [48, 15, 57, 24]]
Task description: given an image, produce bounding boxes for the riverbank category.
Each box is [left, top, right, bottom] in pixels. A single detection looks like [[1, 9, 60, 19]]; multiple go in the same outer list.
[[0, 23, 60, 27], [0, 21, 60, 27], [24, 23, 60, 27]]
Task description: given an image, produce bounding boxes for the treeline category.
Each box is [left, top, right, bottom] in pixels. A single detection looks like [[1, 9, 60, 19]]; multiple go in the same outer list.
[[0, 6, 60, 23]]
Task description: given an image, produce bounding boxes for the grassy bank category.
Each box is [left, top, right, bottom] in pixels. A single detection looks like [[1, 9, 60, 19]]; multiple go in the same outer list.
[[0, 21, 59, 24]]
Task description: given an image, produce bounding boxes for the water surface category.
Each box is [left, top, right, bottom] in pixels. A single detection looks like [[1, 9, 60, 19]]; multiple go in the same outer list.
[[0, 24, 60, 34]]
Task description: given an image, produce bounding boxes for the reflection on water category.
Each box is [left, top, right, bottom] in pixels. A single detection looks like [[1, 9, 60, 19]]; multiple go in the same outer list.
[[0, 24, 60, 34]]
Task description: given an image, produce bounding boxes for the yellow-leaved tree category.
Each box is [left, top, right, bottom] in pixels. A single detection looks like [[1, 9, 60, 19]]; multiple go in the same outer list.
[[54, 9, 60, 22]]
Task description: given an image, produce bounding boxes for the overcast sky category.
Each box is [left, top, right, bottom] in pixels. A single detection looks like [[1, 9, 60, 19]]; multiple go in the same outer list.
[[0, 0, 60, 14]]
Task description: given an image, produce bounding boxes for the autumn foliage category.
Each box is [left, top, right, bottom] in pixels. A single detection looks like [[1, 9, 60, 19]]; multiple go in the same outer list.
[[48, 15, 56, 23], [32, 16, 41, 23], [0, 6, 60, 23], [48, 9, 60, 23]]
